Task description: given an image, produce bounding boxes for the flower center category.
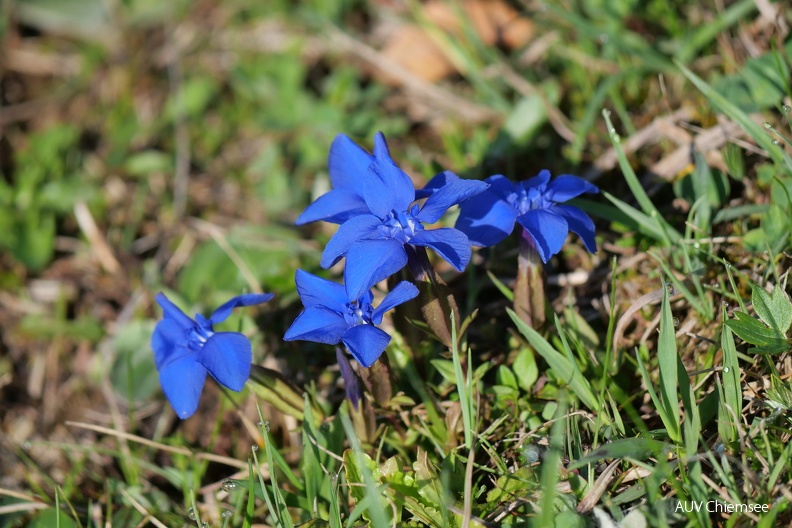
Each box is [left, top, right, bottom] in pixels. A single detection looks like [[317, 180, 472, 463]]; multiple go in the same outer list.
[[378, 204, 424, 243], [344, 298, 374, 327], [510, 186, 550, 215], [188, 314, 215, 350]]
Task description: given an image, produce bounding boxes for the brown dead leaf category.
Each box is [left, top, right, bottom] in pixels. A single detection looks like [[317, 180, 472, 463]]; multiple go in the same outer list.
[[380, 0, 535, 84]]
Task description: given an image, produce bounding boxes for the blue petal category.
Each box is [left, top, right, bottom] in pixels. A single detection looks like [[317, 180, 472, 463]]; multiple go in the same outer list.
[[372, 132, 392, 162], [362, 161, 415, 218], [296, 189, 370, 225], [320, 214, 382, 269], [516, 209, 569, 263], [409, 228, 471, 271], [341, 325, 391, 368], [549, 205, 597, 253], [343, 239, 408, 301], [328, 134, 374, 189], [371, 281, 419, 324], [210, 293, 275, 325], [295, 269, 347, 309], [455, 187, 518, 247], [521, 169, 552, 191], [155, 293, 195, 329], [414, 170, 458, 199], [151, 318, 191, 369], [284, 306, 348, 344], [483, 174, 518, 200], [544, 175, 599, 203], [158, 354, 207, 419], [197, 332, 252, 391], [415, 174, 490, 224]]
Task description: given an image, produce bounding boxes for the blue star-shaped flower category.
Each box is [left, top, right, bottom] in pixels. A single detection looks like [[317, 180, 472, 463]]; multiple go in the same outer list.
[[312, 133, 488, 300], [283, 270, 418, 367], [455, 170, 599, 262], [296, 133, 392, 225], [151, 292, 274, 419]]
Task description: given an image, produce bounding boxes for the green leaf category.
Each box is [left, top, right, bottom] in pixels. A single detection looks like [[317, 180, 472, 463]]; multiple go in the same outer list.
[[725, 311, 787, 346], [657, 284, 681, 443], [496, 365, 517, 390], [753, 283, 792, 335], [507, 309, 600, 411], [568, 438, 673, 470], [27, 508, 78, 528], [712, 38, 792, 112], [762, 204, 791, 252], [110, 320, 159, 403], [512, 348, 538, 392]]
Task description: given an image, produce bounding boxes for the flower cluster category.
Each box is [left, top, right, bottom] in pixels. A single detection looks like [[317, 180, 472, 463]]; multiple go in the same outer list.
[[149, 131, 599, 419]]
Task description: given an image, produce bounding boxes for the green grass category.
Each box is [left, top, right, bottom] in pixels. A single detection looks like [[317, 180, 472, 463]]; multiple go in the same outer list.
[[2, 0, 792, 527]]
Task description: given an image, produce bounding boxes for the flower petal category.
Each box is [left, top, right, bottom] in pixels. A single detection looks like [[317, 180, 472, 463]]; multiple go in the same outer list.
[[341, 325, 391, 368], [158, 354, 207, 419], [544, 175, 599, 203], [483, 174, 518, 200], [371, 281, 420, 324], [363, 160, 415, 218], [295, 269, 347, 309], [197, 332, 253, 391], [372, 131, 392, 161], [296, 189, 370, 225], [409, 228, 471, 271], [415, 174, 490, 224], [328, 134, 374, 189], [521, 169, 551, 191], [320, 214, 383, 268], [455, 185, 518, 247], [155, 293, 194, 329], [151, 318, 191, 369], [516, 209, 568, 263], [549, 204, 597, 253], [344, 239, 408, 301], [283, 306, 348, 344], [414, 170, 458, 199], [210, 293, 275, 325]]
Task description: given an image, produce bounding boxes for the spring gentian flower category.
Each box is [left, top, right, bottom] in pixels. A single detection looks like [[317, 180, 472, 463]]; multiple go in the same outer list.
[[284, 270, 419, 367], [151, 292, 274, 419], [296, 133, 392, 225], [316, 134, 488, 300], [456, 170, 598, 262]]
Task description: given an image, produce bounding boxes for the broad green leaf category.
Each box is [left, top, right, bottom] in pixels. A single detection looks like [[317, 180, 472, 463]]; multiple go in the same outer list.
[[27, 508, 78, 528], [753, 283, 792, 335], [513, 348, 538, 392], [111, 320, 158, 402], [725, 312, 786, 346], [496, 365, 517, 390]]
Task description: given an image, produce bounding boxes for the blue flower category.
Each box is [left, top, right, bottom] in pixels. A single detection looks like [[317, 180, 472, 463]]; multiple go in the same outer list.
[[455, 170, 598, 262], [314, 134, 488, 300], [296, 133, 393, 225], [283, 270, 418, 367], [151, 292, 274, 419]]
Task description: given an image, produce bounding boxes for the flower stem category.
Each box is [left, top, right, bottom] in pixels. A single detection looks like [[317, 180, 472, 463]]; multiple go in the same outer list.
[[354, 350, 393, 407], [514, 231, 546, 328], [406, 245, 461, 349]]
